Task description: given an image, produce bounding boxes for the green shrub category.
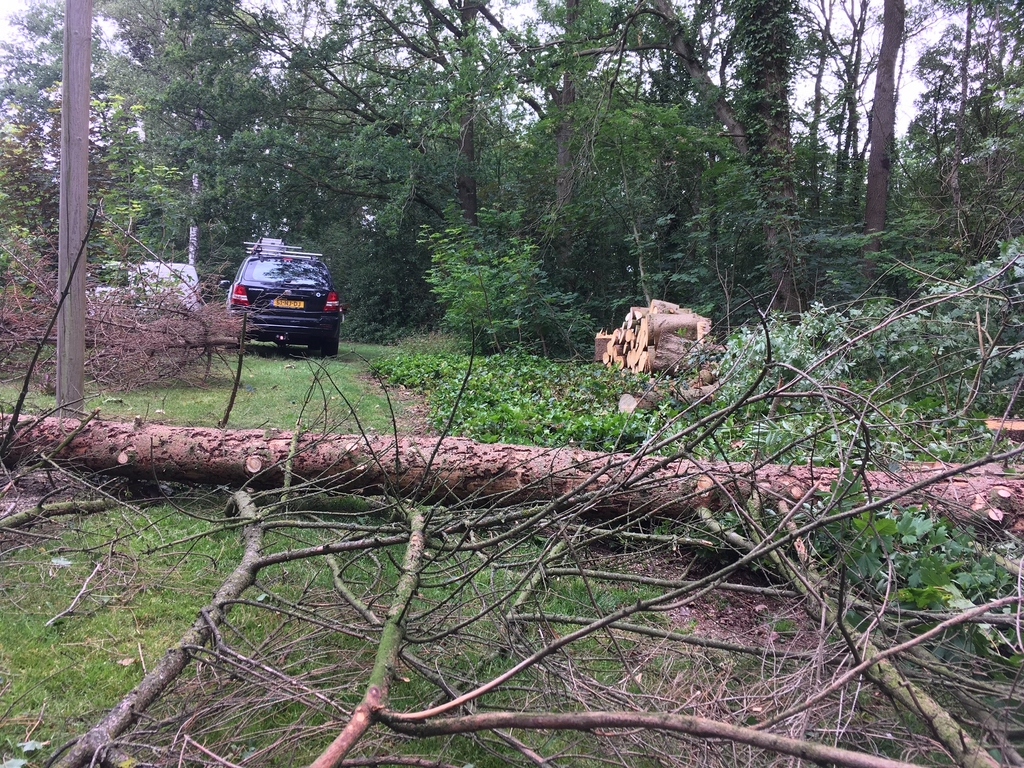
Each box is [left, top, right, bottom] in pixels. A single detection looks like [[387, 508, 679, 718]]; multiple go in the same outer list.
[[709, 246, 1024, 466], [721, 244, 1024, 416], [422, 219, 590, 355]]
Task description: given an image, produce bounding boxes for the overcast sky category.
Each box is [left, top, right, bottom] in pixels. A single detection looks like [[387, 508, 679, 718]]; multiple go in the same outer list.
[[0, 0, 26, 33]]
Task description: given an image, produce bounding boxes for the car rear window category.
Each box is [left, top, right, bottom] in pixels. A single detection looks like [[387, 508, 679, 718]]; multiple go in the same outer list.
[[244, 258, 330, 286]]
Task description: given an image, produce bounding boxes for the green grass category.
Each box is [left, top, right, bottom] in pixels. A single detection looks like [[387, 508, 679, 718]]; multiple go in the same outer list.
[[0, 499, 383, 766], [0, 511, 555, 767], [0, 342, 422, 765], [0, 507, 235, 755], [1, 343, 410, 433]]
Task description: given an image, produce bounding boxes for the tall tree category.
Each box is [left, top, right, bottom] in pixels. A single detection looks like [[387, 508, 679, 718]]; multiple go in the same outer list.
[[900, 0, 1023, 267], [947, 0, 972, 241], [553, 0, 579, 214], [862, 0, 906, 277], [734, 0, 801, 312], [830, 0, 869, 217], [457, 0, 482, 225]]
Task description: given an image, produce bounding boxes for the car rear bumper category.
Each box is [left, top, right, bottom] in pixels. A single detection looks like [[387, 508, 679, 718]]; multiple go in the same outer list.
[[235, 310, 340, 344]]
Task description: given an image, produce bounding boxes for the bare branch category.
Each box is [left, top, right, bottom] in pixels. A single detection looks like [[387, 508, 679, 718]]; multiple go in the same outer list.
[[384, 709, 922, 768]]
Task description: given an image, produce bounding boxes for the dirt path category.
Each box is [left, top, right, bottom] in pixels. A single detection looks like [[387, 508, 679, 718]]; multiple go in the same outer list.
[[354, 371, 434, 436]]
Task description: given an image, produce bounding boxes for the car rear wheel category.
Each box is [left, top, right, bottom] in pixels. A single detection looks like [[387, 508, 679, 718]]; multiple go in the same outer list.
[[319, 337, 339, 357]]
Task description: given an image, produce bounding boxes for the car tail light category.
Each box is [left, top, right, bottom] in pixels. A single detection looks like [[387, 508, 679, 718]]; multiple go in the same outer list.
[[229, 284, 249, 307], [324, 291, 341, 312]]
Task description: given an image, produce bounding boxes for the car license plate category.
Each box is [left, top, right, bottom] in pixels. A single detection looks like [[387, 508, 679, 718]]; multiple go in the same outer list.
[[273, 298, 304, 309]]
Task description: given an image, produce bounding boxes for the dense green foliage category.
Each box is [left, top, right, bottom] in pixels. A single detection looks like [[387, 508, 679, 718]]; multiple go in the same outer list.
[[376, 244, 1023, 465], [844, 505, 1013, 611], [374, 351, 668, 450], [424, 217, 590, 354], [2, 0, 1021, 347]]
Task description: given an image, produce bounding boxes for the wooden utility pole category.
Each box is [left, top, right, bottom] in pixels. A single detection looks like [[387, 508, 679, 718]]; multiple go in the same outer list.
[[57, 0, 92, 415]]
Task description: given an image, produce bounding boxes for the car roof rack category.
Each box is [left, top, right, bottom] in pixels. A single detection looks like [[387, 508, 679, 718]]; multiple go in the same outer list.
[[245, 237, 324, 260]]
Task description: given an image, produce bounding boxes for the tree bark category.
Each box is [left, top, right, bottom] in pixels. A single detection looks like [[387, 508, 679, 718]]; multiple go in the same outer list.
[[385, 710, 921, 768], [553, 0, 578, 212], [834, 0, 867, 216], [3, 417, 1022, 531], [649, 334, 702, 374]]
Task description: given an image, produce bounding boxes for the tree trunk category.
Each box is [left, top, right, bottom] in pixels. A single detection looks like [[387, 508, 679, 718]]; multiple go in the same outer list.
[[948, 0, 973, 241], [4, 417, 1022, 531], [550, 0, 579, 270], [457, 111, 478, 227], [457, 0, 480, 226], [650, 0, 749, 156], [188, 171, 201, 267], [647, 312, 710, 343], [805, 4, 831, 218], [823, 0, 866, 220], [554, 0, 578, 212], [862, 0, 906, 277], [735, 0, 802, 313]]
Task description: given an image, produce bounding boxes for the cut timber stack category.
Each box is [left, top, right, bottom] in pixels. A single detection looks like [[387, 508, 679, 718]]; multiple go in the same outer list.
[[595, 300, 712, 374]]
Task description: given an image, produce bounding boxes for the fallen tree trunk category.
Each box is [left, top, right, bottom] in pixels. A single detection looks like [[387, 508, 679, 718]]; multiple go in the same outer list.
[[3, 416, 1023, 532]]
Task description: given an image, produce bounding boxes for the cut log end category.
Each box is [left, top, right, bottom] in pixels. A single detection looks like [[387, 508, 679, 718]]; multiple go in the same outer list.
[[597, 300, 712, 375], [985, 418, 1024, 441]]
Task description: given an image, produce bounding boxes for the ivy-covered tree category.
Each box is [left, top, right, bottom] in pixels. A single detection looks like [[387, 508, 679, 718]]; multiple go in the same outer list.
[[732, 0, 802, 312]]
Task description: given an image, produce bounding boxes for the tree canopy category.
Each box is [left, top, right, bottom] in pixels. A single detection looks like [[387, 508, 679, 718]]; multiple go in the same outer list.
[[1, 0, 1022, 345]]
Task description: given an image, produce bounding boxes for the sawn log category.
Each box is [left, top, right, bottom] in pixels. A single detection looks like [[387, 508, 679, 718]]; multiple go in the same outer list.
[[3, 416, 1023, 532]]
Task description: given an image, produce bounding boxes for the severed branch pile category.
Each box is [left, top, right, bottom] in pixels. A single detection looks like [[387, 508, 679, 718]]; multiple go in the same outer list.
[[4, 260, 1024, 768], [0, 245, 240, 391], [5, 213, 1023, 768]]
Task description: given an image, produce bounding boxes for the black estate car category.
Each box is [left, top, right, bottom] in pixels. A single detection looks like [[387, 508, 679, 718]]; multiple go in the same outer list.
[[226, 238, 343, 357]]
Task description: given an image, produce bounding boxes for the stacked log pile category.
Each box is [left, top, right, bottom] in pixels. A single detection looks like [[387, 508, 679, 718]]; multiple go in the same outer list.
[[595, 300, 712, 374]]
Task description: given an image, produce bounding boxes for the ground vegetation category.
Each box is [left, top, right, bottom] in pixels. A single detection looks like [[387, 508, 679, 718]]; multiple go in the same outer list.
[[2, 0, 1024, 764], [1, 257, 1023, 767]]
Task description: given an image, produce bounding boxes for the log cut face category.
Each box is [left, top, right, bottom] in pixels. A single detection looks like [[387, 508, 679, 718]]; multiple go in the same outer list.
[[597, 300, 713, 374], [4, 416, 1024, 534]]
